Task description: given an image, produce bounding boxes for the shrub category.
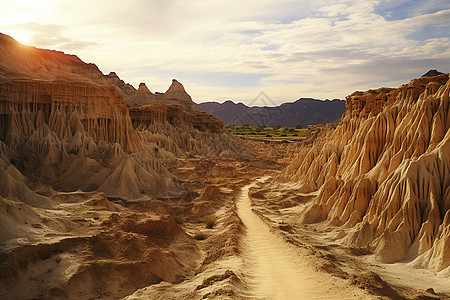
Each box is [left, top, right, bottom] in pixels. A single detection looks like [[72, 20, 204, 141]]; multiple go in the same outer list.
[[280, 134, 287, 137], [203, 216, 217, 229], [211, 178, 226, 184], [173, 215, 185, 224], [266, 134, 272, 137], [194, 233, 206, 240], [296, 124, 302, 129]]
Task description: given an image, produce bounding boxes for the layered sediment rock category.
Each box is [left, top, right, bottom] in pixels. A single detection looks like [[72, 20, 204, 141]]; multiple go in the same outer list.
[[0, 32, 252, 299], [126, 80, 196, 112], [280, 73, 450, 271], [0, 80, 138, 150], [129, 104, 223, 133], [0, 33, 241, 199], [124, 81, 223, 132], [104, 71, 136, 98], [103, 63, 219, 136]]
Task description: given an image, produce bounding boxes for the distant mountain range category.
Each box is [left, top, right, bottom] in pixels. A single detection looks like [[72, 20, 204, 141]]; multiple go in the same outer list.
[[195, 98, 346, 127]]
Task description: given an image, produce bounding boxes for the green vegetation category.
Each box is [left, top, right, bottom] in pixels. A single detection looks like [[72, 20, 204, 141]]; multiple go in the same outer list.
[[226, 125, 308, 138]]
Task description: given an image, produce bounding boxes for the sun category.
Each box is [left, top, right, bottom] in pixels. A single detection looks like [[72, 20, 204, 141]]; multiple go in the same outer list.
[[7, 29, 33, 46]]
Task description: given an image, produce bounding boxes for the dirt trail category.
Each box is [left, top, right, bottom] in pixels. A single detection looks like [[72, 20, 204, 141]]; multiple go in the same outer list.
[[237, 180, 373, 300]]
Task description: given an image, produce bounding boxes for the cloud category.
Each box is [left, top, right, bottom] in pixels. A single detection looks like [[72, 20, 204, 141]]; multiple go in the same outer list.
[[3, 22, 98, 51], [0, 0, 449, 104]]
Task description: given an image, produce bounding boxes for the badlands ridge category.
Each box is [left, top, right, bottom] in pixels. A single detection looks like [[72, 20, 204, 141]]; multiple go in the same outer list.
[[0, 32, 449, 299]]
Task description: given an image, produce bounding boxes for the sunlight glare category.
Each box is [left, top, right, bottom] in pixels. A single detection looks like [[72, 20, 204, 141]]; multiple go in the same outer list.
[[5, 29, 33, 46]]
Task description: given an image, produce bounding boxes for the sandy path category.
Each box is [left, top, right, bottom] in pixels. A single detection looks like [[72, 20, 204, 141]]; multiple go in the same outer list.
[[237, 180, 372, 300]]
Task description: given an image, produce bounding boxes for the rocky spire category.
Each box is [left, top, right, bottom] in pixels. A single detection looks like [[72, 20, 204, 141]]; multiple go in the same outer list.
[[137, 82, 152, 94], [106, 71, 118, 78], [166, 79, 186, 93], [164, 79, 195, 111], [421, 70, 444, 77]]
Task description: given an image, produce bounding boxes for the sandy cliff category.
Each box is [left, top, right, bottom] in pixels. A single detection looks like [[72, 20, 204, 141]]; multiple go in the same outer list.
[[0, 34, 108, 84], [0, 33, 253, 299], [0, 33, 246, 198], [279, 73, 450, 271], [1, 30, 448, 299], [125, 80, 196, 112]]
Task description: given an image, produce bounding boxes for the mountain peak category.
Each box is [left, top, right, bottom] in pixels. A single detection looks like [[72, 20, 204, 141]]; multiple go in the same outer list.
[[163, 79, 195, 111], [106, 71, 118, 78], [421, 70, 444, 77], [195, 98, 345, 127], [137, 82, 152, 94], [126, 80, 195, 112], [166, 79, 186, 93]]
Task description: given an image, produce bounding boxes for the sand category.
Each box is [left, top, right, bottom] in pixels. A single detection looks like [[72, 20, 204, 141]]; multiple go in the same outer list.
[[1, 33, 449, 299], [237, 179, 374, 300]]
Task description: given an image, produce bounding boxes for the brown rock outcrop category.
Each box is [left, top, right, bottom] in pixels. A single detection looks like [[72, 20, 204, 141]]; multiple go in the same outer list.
[[129, 104, 224, 133], [0, 80, 138, 150], [105, 73, 225, 133], [280, 73, 450, 271], [0, 77, 182, 198], [0, 33, 255, 299], [104, 71, 136, 98], [126, 80, 196, 112], [0, 33, 248, 198], [0, 33, 108, 85]]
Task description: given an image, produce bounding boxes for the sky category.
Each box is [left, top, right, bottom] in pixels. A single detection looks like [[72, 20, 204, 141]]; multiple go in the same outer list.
[[1, 0, 450, 105]]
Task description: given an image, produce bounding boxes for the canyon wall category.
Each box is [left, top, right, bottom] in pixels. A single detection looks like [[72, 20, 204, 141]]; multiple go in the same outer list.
[[280, 74, 450, 271], [0, 32, 251, 299], [122, 81, 224, 133], [0, 77, 181, 198], [0, 80, 138, 150], [129, 104, 223, 133], [123, 80, 196, 112], [0, 32, 246, 199]]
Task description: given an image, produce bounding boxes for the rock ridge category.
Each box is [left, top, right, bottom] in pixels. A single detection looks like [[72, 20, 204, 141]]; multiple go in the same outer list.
[[125, 79, 196, 112], [280, 73, 450, 272]]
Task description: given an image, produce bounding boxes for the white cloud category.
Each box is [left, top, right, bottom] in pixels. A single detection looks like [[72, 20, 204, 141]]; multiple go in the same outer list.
[[0, 0, 449, 105]]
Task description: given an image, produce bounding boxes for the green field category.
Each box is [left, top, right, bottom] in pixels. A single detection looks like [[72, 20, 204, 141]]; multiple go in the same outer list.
[[227, 124, 308, 137]]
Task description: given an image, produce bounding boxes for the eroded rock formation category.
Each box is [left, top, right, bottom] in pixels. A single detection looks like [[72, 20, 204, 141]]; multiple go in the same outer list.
[[279, 73, 450, 271], [129, 104, 223, 133], [0, 32, 253, 299], [126, 80, 196, 112], [104, 71, 136, 98], [121, 81, 223, 133], [0, 80, 138, 150], [0, 33, 239, 198], [0, 34, 109, 84]]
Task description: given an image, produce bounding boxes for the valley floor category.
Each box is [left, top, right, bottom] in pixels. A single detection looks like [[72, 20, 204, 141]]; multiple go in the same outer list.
[[123, 166, 450, 300], [248, 178, 450, 300], [236, 179, 373, 300], [1, 158, 449, 300]]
